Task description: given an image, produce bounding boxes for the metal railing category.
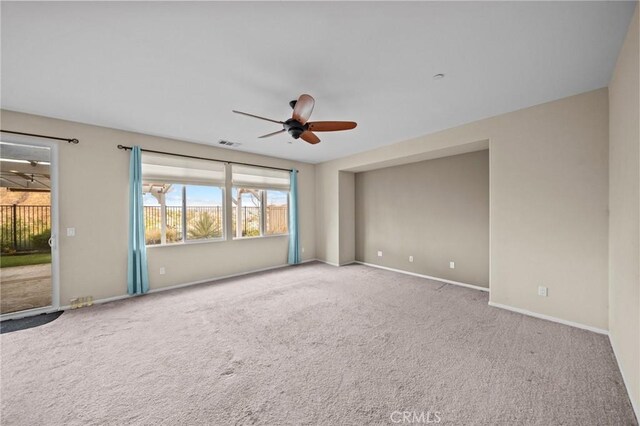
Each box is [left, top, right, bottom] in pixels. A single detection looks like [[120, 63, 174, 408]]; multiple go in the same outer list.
[[0, 205, 51, 252], [232, 206, 260, 237], [144, 205, 288, 241], [1, 203, 289, 251], [144, 206, 225, 243]]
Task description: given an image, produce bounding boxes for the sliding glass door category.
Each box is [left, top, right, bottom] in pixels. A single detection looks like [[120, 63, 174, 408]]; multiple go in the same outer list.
[[0, 140, 58, 316]]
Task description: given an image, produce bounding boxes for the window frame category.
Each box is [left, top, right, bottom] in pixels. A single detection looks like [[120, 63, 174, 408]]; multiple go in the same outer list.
[[231, 187, 263, 239], [231, 187, 290, 240], [141, 159, 292, 246], [143, 180, 226, 247], [263, 189, 290, 237]]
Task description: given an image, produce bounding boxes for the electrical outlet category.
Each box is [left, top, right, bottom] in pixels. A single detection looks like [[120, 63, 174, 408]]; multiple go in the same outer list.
[[377, 251, 383, 257], [449, 261, 455, 269], [302, 247, 305, 253], [159, 267, 166, 275], [409, 255, 414, 262], [66, 227, 75, 237], [538, 286, 548, 297]]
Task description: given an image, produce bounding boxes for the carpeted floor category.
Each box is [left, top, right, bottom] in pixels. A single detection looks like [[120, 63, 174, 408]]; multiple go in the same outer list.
[[0, 262, 636, 425]]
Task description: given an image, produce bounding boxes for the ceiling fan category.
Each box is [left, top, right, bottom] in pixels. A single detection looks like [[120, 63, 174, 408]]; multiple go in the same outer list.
[[232, 94, 357, 144]]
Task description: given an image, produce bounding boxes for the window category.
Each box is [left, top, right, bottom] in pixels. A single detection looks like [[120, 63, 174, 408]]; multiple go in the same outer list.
[[142, 183, 184, 244], [232, 188, 262, 238], [185, 186, 223, 241], [265, 190, 288, 235], [231, 165, 290, 239], [141, 153, 225, 246]]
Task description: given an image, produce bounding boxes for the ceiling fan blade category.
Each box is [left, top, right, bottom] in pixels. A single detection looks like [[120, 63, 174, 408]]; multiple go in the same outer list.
[[307, 121, 357, 132], [232, 110, 283, 124], [258, 129, 286, 139], [300, 131, 320, 144], [292, 94, 315, 124]]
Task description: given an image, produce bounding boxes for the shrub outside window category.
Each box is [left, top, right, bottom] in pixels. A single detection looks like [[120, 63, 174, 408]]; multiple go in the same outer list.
[[139, 155, 291, 244], [141, 152, 226, 246], [143, 183, 224, 245], [185, 186, 223, 241]]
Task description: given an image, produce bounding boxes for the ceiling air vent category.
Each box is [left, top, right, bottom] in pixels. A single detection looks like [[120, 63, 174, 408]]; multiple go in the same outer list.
[[218, 140, 242, 148]]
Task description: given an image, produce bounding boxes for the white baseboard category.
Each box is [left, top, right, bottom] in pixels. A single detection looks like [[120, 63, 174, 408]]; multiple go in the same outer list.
[[354, 261, 489, 292], [609, 335, 640, 421], [314, 259, 357, 267], [59, 293, 132, 311], [487, 301, 608, 335], [57, 259, 319, 311], [0, 306, 61, 321], [316, 259, 341, 267]]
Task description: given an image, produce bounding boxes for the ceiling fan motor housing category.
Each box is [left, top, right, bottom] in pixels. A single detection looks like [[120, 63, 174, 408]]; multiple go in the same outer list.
[[284, 118, 306, 139]]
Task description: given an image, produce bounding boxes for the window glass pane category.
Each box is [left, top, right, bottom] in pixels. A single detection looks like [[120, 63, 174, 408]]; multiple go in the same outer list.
[[186, 185, 223, 240], [266, 190, 288, 235], [142, 184, 162, 245], [165, 184, 183, 243], [232, 188, 261, 238]]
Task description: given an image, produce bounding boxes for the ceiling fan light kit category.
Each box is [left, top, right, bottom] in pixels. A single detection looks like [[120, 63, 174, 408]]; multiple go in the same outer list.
[[233, 94, 357, 145]]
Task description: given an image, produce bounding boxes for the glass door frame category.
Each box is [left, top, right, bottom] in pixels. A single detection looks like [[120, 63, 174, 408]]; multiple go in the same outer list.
[[0, 136, 60, 320]]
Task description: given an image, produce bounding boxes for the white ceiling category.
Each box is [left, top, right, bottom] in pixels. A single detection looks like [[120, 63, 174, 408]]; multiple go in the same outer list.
[[1, 1, 635, 164]]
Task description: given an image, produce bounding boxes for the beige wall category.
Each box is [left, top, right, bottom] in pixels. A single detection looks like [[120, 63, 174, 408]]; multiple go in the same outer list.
[[338, 171, 355, 266], [355, 150, 489, 287], [316, 88, 610, 330], [315, 163, 339, 265], [3, 90, 610, 331], [0, 110, 316, 305], [2, 38, 632, 405], [609, 5, 639, 415]]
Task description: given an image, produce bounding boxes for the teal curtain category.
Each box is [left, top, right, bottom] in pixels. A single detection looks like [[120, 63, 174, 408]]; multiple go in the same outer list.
[[128, 146, 149, 294], [288, 170, 301, 265]]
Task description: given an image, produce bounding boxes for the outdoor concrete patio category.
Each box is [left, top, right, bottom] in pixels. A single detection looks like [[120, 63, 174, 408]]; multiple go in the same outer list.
[[0, 264, 51, 314]]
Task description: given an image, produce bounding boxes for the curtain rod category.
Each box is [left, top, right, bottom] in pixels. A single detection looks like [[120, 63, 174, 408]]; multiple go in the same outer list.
[[1, 130, 79, 144], [116, 145, 296, 173]]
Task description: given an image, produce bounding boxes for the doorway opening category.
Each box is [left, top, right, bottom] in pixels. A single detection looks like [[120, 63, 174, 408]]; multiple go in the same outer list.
[[0, 141, 58, 316]]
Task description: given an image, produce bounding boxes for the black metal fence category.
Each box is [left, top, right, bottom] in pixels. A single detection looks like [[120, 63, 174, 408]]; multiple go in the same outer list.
[[0, 204, 287, 251], [233, 206, 261, 237], [144, 205, 287, 241], [0, 205, 51, 252], [144, 205, 261, 237], [144, 206, 225, 243]]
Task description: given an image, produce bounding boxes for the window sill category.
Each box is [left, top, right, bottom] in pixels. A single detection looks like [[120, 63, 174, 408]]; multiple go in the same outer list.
[[146, 233, 288, 248], [232, 234, 289, 241], [146, 238, 226, 248]]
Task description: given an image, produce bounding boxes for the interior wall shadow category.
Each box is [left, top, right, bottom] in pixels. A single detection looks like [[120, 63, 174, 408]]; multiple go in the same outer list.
[[354, 149, 489, 288]]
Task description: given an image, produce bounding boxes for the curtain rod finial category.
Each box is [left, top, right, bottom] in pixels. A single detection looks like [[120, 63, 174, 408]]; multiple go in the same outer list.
[[69, 138, 79, 144]]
